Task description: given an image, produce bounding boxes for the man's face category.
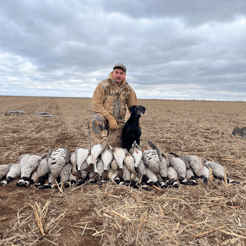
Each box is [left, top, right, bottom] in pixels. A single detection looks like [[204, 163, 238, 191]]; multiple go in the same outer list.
[[112, 68, 126, 84]]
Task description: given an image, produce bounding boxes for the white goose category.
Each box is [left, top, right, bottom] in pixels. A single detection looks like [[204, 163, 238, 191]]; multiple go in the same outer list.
[[89, 144, 104, 173], [76, 148, 90, 171], [203, 160, 239, 184], [16, 154, 42, 187], [123, 153, 137, 180], [0, 163, 21, 186], [129, 141, 142, 168], [168, 153, 186, 181], [182, 155, 209, 185], [76, 160, 88, 186], [59, 163, 72, 191], [0, 163, 14, 181], [113, 147, 127, 178], [101, 146, 113, 179], [167, 166, 179, 188], [31, 157, 50, 185]]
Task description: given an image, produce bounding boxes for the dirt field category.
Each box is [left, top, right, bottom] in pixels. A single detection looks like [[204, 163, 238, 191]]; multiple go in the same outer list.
[[0, 96, 246, 246]]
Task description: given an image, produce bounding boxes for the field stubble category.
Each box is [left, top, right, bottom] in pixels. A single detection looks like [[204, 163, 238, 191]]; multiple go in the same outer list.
[[0, 96, 246, 246]]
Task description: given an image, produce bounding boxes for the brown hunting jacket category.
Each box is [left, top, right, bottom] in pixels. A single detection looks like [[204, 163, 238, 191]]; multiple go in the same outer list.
[[92, 71, 138, 123]]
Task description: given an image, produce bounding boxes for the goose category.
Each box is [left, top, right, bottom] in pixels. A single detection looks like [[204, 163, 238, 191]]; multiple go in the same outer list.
[[110, 159, 119, 172], [120, 164, 140, 189], [186, 168, 196, 180], [96, 159, 106, 184], [70, 151, 77, 176], [232, 126, 246, 138], [88, 144, 104, 173], [80, 161, 88, 179], [37, 163, 73, 190], [183, 155, 209, 185], [69, 173, 77, 185], [136, 159, 154, 188], [76, 148, 90, 171], [142, 149, 160, 174], [145, 167, 158, 185], [0, 163, 21, 186], [87, 169, 97, 184], [122, 164, 131, 184], [203, 160, 239, 184], [129, 141, 142, 168], [185, 168, 198, 185], [46, 147, 70, 187], [96, 159, 104, 176], [30, 170, 38, 184], [123, 153, 137, 180], [155, 173, 168, 188], [167, 166, 179, 188], [76, 160, 88, 186], [179, 155, 191, 169], [16, 154, 42, 187], [85, 156, 100, 181], [59, 163, 72, 191], [204, 161, 224, 179], [135, 158, 163, 188], [167, 153, 186, 183], [145, 141, 168, 182], [0, 163, 14, 180], [113, 147, 127, 178], [201, 165, 209, 185], [32, 157, 50, 185], [183, 155, 202, 176], [159, 154, 168, 182], [85, 154, 93, 171], [108, 169, 120, 183], [101, 146, 113, 179]]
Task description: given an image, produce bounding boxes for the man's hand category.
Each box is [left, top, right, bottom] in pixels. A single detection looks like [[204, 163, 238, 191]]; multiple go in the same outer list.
[[107, 115, 118, 130]]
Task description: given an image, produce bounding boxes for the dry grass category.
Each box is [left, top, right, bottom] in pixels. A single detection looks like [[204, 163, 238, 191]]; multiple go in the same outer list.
[[2, 181, 246, 245], [1, 201, 67, 245], [0, 96, 246, 245]]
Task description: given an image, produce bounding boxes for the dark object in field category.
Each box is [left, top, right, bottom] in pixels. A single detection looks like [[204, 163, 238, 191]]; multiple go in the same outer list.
[[35, 112, 54, 117], [5, 110, 26, 116], [121, 105, 146, 151], [35, 112, 49, 116], [232, 126, 246, 138]]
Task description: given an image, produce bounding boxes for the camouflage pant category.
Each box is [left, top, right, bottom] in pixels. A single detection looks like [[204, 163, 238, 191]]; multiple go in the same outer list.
[[88, 114, 125, 148]]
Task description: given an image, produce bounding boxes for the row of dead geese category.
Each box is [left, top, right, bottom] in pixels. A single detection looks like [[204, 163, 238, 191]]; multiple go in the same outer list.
[[0, 141, 239, 191]]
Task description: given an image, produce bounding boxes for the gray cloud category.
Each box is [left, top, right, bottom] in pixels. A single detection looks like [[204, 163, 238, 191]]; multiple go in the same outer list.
[[0, 0, 246, 101], [102, 0, 246, 26]]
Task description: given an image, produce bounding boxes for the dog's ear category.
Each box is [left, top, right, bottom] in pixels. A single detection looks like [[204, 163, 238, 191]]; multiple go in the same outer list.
[[140, 106, 146, 114], [130, 105, 136, 114]]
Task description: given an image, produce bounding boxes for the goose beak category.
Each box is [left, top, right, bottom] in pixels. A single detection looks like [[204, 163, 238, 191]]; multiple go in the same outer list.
[[232, 135, 234, 139]]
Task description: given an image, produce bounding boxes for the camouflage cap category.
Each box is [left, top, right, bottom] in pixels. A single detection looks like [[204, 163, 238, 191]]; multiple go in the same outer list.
[[113, 63, 126, 73]]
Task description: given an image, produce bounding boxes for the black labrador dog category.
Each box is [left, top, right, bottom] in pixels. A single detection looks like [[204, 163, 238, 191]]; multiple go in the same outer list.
[[121, 105, 146, 151]]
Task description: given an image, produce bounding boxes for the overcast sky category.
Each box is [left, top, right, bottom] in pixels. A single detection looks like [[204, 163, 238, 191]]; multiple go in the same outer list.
[[0, 0, 246, 101]]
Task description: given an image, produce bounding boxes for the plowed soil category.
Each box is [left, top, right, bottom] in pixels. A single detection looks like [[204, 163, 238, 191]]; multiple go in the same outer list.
[[0, 96, 246, 246]]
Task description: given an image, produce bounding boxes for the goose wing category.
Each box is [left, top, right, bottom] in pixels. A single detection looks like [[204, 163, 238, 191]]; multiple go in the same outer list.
[[148, 141, 162, 161]]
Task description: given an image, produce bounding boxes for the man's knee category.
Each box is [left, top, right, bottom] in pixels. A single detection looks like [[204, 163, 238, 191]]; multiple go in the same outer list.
[[88, 114, 108, 146], [89, 114, 106, 133]]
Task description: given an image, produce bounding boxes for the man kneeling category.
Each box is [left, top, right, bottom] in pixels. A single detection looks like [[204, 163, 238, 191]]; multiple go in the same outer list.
[[88, 63, 138, 148]]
